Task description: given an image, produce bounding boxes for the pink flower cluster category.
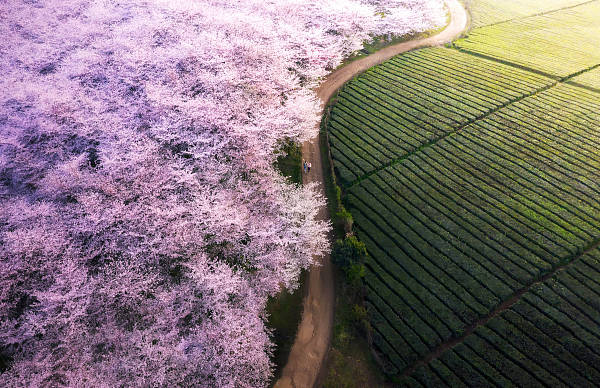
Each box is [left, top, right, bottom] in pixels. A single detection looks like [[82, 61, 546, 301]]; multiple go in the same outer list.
[[0, 0, 444, 386]]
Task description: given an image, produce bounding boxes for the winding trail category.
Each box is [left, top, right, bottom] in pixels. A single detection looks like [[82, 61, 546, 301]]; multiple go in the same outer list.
[[274, 2, 468, 387]]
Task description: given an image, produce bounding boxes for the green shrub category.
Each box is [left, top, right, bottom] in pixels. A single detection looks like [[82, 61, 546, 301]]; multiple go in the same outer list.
[[335, 185, 343, 205], [345, 263, 365, 284], [351, 304, 367, 322], [332, 236, 367, 283], [274, 139, 302, 184], [335, 208, 354, 234]]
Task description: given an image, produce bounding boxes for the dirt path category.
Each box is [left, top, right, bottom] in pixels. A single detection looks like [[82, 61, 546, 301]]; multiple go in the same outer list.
[[274, 2, 468, 388]]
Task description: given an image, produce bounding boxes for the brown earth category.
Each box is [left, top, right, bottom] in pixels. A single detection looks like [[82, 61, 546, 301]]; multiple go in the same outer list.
[[274, 2, 468, 387]]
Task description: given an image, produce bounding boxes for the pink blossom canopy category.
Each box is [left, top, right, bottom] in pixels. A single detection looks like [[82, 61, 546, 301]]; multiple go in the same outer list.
[[0, 0, 445, 386]]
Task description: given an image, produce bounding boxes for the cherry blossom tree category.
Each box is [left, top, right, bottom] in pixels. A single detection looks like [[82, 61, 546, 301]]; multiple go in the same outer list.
[[0, 0, 445, 386]]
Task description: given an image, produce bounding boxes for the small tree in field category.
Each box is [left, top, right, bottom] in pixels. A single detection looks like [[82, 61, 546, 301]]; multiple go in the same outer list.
[[331, 235, 367, 284]]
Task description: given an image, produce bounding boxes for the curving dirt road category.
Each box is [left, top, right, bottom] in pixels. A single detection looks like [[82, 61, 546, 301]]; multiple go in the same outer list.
[[274, 2, 468, 387]]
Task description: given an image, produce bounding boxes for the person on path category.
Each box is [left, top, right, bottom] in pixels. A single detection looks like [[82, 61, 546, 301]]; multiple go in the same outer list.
[[307, 162, 311, 173], [303, 159, 307, 173]]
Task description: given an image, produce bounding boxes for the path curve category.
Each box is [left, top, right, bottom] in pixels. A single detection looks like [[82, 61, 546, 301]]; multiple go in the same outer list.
[[274, 2, 468, 387]]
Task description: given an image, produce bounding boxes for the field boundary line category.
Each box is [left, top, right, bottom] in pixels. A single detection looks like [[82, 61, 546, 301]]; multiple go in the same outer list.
[[469, 0, 600, 30], [451, 48, 560, 79], [560, 62, 600, 82], [566, 82, 600, 94], [344, 80, 558, 188], [345, 59, 600, 188], [399, 237, 600, 378], [564, 63, 600, 93], [452, 50, 600, 90]]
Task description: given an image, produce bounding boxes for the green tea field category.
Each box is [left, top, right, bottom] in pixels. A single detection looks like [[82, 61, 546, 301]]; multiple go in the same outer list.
[[402, 248, 600, 387], [455, 1, 600, 77], [327, 46, 554, 186], [326, 1, 600, 385]]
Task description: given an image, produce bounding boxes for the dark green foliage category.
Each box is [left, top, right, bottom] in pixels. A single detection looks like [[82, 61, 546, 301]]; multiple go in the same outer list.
[[405, 250, 600, 386], [332, 236, 367, 284], [266, 271, 307, 381], [275, 139, 302, 184]]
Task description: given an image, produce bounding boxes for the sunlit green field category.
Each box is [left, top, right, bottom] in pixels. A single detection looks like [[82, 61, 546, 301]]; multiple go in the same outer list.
[[455, 1, 600, 77], [463, 0, 590, 27]]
